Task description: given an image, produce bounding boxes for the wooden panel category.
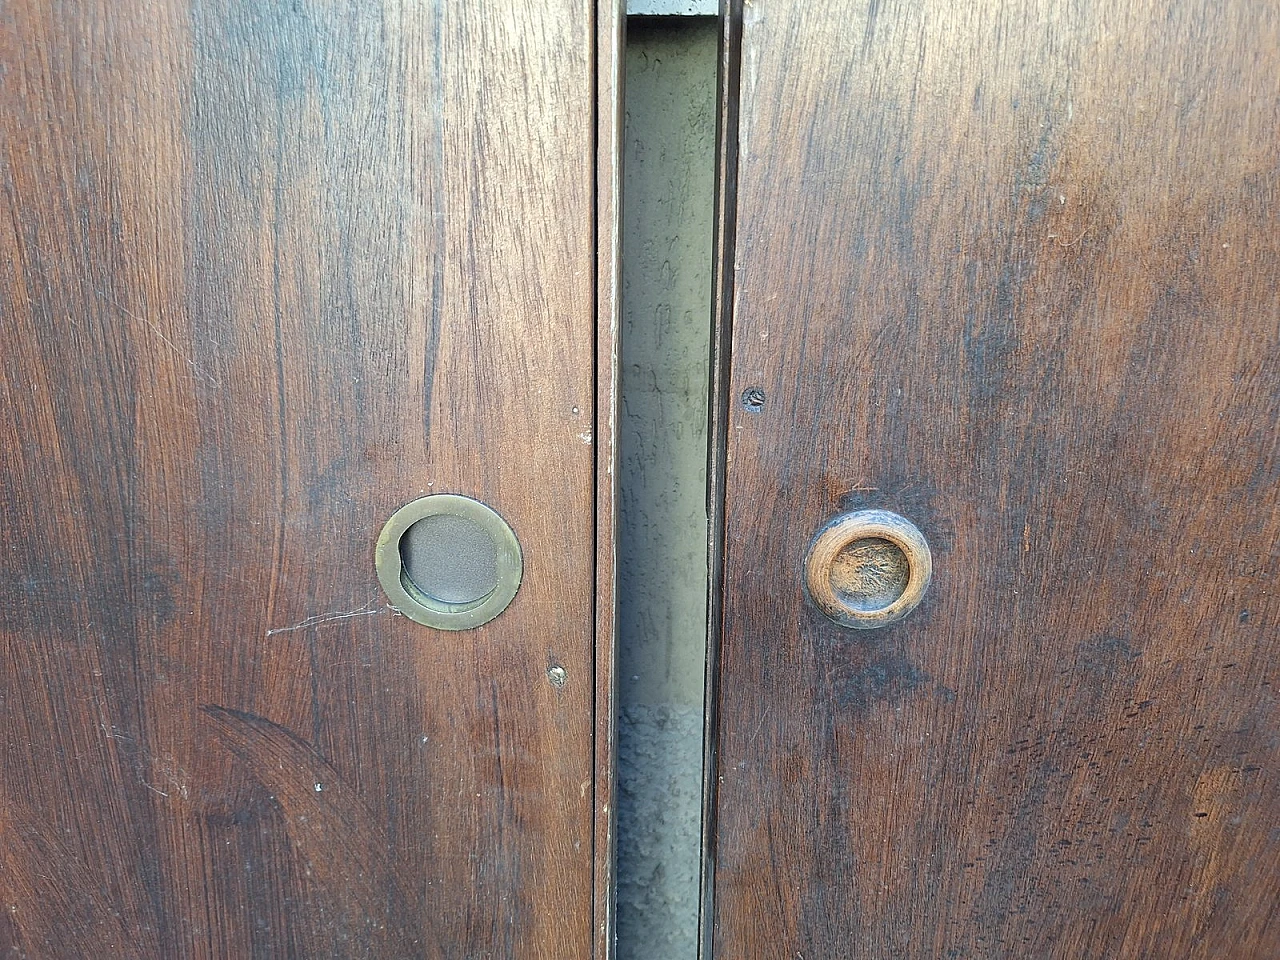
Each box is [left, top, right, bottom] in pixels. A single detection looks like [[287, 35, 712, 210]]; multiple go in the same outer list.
[[709, 1, 1280, 957], [595, 2, 624, 958], [0, 2, 609, 957]]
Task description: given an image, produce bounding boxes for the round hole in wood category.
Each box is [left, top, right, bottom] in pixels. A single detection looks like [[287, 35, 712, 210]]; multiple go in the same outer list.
[[804, 509, 931, 629]]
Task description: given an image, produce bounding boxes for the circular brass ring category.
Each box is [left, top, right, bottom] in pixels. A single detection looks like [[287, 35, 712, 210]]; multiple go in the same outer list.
[[375, 494, 522, 631], [804, 509, 932, 629]]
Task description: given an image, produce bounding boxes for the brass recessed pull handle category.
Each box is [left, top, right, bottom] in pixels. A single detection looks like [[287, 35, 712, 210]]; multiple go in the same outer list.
[[376, 494, 523, 631], [804, 509, 932, 629]]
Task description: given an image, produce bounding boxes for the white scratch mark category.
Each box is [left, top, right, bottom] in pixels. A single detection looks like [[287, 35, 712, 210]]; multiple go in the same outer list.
[[94, 289, 222, 387], [1051, 225, 1091, 248], [747, 702, 773, 747], [265, 600, 385, 637], [99, 721, 135, 742]]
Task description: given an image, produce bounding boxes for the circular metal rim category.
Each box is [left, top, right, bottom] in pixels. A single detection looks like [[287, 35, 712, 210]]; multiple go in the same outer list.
[[375, 494, 523, 631], [803, 508, 932, 629]]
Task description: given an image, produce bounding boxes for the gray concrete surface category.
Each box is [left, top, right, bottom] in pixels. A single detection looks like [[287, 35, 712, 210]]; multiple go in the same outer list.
[[628, 0, 718, 14], [616, 18, 717, 960]]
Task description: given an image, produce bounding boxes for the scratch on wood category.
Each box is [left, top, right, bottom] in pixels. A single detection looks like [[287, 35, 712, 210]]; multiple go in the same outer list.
[[99, 721, 136, 742], [202, 706, 427, 953], [94, 288, 222, 387], [265, 599, 385, 637], [1047, 225, 1092, 248]]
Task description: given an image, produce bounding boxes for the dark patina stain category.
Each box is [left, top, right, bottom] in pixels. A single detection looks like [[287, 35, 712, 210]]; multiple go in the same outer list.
[[1077, 632, 1142, 676], [824, 646, 931, 713]]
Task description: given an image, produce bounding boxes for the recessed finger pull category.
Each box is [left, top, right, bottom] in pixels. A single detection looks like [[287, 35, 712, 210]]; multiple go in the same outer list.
[[376, 494, 522, 630], [804, 509, 932, 629]]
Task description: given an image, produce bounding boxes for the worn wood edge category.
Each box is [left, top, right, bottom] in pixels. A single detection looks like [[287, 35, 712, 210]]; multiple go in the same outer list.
[[594, 2, 625, 958], [699, 4, 742, 958]]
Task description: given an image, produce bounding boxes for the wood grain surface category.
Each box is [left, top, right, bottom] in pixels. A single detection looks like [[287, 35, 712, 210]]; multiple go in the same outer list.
[[0, 2, 609, 957], [595, 3, 624, 959], [708, 1, 1280, 957]]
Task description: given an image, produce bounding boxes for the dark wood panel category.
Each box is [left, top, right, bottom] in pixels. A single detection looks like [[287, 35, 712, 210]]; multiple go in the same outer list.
[[710, 1, 1280, 957], [0, 2, 607, 957]]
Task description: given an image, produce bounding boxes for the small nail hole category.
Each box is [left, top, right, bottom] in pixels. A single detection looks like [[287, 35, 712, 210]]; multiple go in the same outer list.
[[741, 387, 766, 411], [547, 665, 568, 688]]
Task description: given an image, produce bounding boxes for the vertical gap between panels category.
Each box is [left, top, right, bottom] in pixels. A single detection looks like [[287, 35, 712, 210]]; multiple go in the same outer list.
[[696, 3, 747, 957], [615, 15, 719, 960], [698, 5, 741, 958]]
